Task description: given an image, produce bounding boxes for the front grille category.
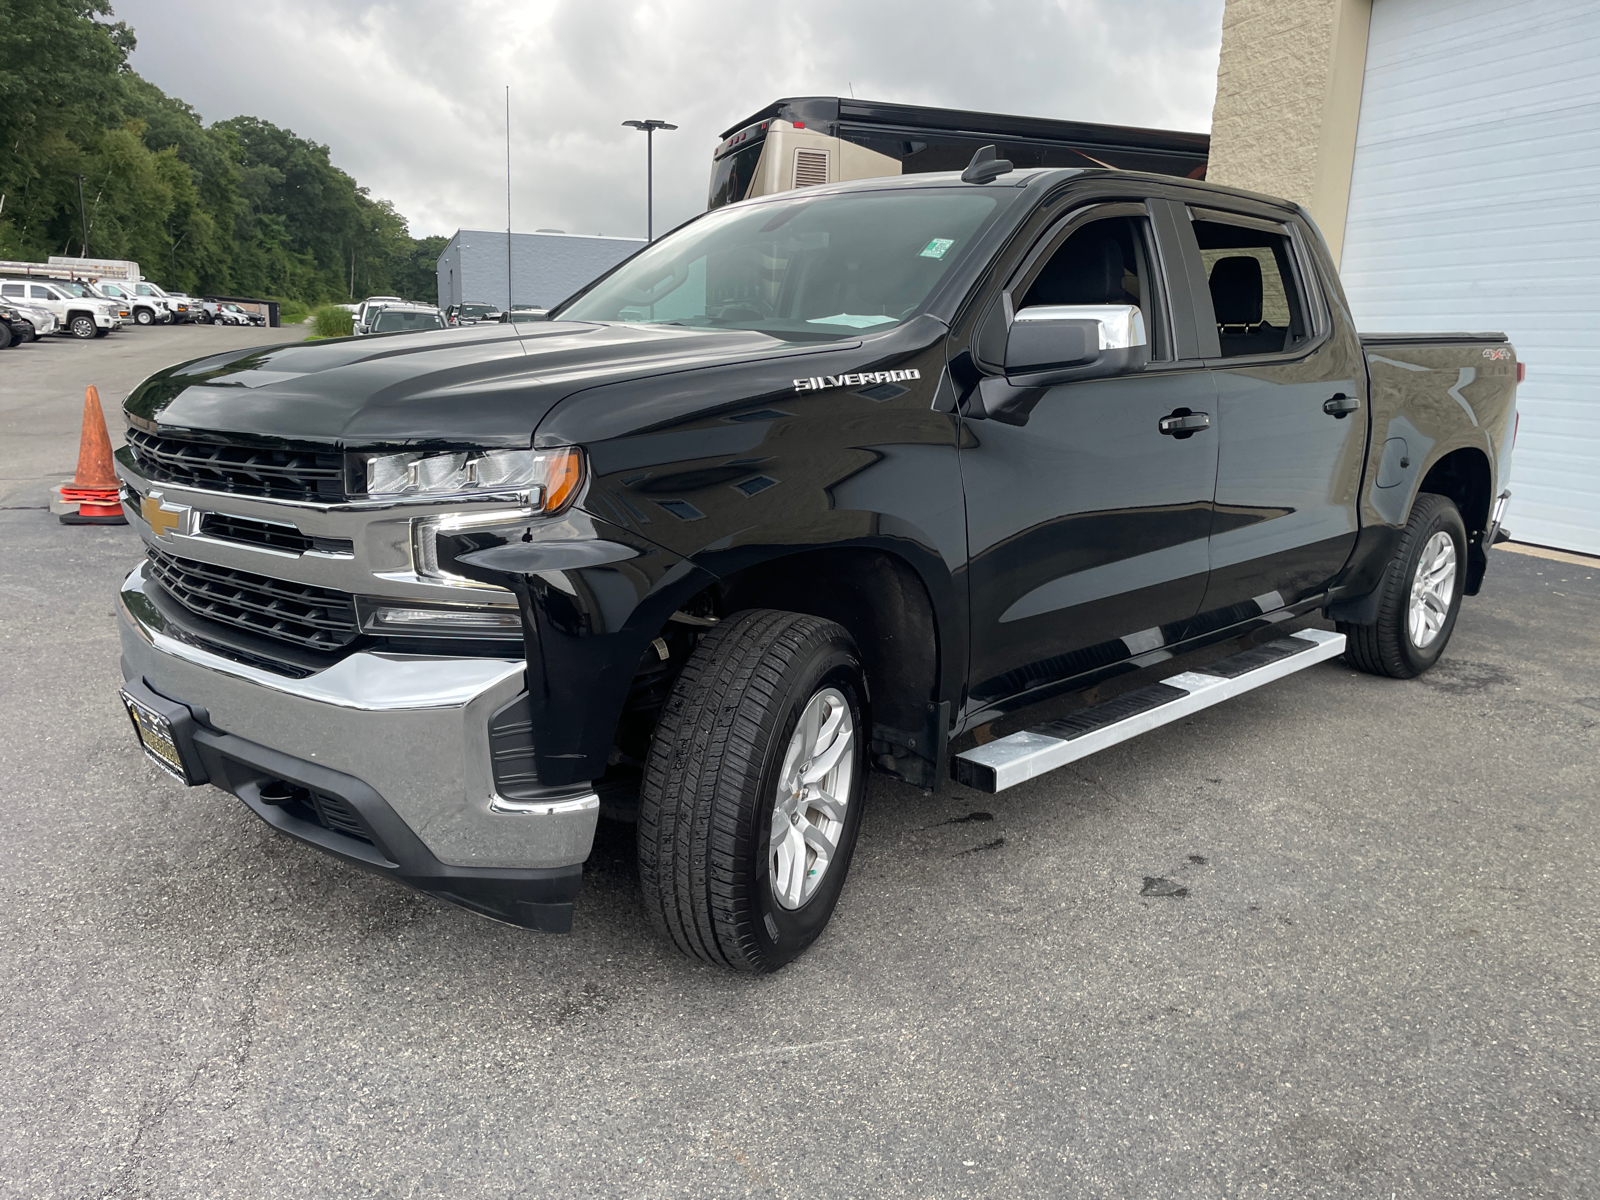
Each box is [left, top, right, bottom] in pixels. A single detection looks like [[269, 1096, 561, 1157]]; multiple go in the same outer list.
[[146, 547, 360, 652], [201, 512, 315, 553], [196, 512, 354, 557], [126, 428, 346, 502]]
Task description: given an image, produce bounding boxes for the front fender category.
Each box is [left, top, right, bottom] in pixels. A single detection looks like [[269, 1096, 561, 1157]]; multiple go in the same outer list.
[[437, 508, 714, 787]]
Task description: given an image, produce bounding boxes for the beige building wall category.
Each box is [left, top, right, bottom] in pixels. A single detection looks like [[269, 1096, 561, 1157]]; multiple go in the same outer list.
[[1207, 0, 1373, 265]]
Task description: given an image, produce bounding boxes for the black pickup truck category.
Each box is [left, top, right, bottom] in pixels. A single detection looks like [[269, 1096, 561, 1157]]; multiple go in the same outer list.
[[114, 160, 1518, 972]]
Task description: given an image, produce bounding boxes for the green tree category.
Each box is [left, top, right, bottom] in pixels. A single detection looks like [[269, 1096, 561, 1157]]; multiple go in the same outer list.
[[0, 0, 439, 307]]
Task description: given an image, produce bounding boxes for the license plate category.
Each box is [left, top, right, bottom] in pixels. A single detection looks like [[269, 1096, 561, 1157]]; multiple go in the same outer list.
[[120, 690, 191, 783]]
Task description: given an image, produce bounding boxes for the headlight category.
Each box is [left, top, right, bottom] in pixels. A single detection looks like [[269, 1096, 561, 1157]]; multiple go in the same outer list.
[[361, 447, 584, 510]]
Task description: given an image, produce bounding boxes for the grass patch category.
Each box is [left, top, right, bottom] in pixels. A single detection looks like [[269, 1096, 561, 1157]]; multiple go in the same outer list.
[[308, 304, 354, 339]]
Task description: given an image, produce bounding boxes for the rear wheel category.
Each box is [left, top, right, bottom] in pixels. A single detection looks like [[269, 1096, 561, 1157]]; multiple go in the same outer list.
[[69, 314, 96, 339], [638, 609, 869, 973], [1339, 492, 1467, 678]]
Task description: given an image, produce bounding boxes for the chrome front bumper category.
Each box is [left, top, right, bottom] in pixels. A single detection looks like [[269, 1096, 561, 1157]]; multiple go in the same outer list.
[[117, 563, 598, 871]]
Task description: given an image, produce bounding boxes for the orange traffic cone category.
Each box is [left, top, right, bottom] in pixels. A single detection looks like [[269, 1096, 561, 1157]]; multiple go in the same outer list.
[[57, 385, 128, 525]]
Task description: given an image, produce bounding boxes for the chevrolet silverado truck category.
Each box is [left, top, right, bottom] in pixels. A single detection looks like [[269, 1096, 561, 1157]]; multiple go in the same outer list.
[[114, 156, 1518, 972]]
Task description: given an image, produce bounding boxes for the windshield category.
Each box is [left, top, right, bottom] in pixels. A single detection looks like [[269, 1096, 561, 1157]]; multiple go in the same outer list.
[[460, 303, 497, 318], [134, 284, 164, 296], [372, 309, 446, 333], [560, 189, 1002, 339]]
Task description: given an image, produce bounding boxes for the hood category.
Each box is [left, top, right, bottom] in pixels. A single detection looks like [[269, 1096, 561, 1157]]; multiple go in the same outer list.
[[123, 321, 852, 448]]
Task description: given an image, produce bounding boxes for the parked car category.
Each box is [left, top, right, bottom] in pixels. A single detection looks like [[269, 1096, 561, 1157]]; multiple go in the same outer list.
[[501, 307, 549, 323], [55, 279, 131, 327], [198, 301, 266, 327], [94, 280, 170, 325], [1, 299, 57, 341], [112, 161, 1519, 971], [357, 303, 449, 335], [353, 295, 403, 329], [158, 288, 200, 324], [0, 304, 35, 348], [0, 279, 120, 338], [446, 301, 502, 326]]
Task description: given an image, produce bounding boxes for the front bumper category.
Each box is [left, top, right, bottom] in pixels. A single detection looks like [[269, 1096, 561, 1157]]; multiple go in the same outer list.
[[117, 563, 600, 930]]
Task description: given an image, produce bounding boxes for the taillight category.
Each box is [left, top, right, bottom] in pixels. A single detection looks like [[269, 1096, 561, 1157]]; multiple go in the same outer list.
[[1516, 362, 1526, 383]]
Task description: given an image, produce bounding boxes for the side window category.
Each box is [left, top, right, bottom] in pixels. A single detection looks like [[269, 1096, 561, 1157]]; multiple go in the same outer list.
[[1191, 218, 1309, 358], [31, 285, 54, 300], [1016, 214, 1166, 360], [0, 284, 22, 298]]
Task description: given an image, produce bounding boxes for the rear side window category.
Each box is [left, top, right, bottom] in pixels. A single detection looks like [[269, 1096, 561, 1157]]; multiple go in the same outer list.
[[0, 284, 22, 298], [1192, 218, 1309, 358]]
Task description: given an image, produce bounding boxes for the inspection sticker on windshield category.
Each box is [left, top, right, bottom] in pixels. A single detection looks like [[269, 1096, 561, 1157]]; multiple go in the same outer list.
[[919, 238, 955, 259]]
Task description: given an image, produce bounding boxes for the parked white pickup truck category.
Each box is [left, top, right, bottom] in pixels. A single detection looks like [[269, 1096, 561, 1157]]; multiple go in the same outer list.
[[0, 279, 123, 338]]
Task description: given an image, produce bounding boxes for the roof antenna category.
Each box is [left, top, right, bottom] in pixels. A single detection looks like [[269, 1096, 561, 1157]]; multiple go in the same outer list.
[[961, 144, 1014, 184]]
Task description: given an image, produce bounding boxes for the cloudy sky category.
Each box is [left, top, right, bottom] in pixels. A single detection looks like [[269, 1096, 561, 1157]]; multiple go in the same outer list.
[[113, 0, 1225, 242]]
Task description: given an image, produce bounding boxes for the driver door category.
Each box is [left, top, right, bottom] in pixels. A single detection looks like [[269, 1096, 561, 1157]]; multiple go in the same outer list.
[[958, 202, 1219, 716]]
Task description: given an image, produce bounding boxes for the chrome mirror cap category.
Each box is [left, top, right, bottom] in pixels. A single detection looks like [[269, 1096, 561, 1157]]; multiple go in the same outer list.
[[1014, 303, 1147, 350]]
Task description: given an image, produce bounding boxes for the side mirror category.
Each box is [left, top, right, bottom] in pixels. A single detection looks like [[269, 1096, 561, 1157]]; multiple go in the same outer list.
[[1003, 304, 1149, 387]]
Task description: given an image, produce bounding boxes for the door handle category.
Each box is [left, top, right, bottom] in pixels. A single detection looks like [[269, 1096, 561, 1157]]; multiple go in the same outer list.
[[1323, 394, 1361, 417], [1158, 410, 1211, 437]]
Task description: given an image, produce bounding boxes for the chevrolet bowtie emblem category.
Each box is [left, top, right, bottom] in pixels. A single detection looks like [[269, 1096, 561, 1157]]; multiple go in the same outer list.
[[140, 494, 191, 539]]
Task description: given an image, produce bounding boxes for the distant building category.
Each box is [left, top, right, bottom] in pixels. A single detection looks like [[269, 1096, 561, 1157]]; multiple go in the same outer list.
[[435, 229, 645, 311]]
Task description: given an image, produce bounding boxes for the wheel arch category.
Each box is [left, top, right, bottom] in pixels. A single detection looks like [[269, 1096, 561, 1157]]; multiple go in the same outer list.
[[1412, 446, 1492, 593], [712, 545, 948, 784]]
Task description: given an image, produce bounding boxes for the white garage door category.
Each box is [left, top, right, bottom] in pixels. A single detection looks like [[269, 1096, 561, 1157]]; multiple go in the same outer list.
[[1339, 0, 1600, 555]]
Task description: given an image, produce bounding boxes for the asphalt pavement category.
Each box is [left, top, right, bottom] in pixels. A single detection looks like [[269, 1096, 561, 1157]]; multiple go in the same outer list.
[[1, 324, 1596, 1198]]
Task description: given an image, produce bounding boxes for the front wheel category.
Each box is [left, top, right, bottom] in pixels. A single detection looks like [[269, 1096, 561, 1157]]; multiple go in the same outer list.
[[638, 610, 869, 973], [70, 315, 96, 339], [1339, 492, 1467, 678], [134, 308, 154, 326]]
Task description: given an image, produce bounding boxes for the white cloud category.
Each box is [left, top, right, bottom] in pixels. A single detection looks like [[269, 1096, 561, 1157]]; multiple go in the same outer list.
[[114, 0, 1223, 239]]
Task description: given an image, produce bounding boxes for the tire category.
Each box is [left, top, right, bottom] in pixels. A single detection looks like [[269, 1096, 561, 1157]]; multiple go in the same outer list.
[[93, 324, 110, 337], [69, 314, 96, 339], [134, 308, 154, 326], [1339, 492, 1467, 679], [638, 609, 869, 973], [0, 323, 12, 350]]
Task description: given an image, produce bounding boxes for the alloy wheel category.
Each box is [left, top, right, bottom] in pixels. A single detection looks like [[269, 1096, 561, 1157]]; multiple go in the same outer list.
[[1408, 530, 1457, 649], [769, 686, 856, 910]]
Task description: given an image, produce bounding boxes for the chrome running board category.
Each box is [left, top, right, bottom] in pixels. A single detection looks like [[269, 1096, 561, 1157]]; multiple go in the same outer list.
[[953, 629, 1346, 794]]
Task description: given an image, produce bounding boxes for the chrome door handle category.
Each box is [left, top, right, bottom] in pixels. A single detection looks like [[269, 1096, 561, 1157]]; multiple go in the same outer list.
[[1158, 410, 1211, 437], [1323, 394, 1361, 417]]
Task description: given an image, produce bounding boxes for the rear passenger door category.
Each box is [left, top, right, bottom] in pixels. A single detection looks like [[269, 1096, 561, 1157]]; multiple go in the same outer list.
[[1180, 206, 1369, 623]]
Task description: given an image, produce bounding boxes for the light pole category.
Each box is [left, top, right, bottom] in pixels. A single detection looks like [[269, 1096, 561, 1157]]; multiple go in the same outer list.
[[622, 119, 677, 242], [75, 174, 90, 257]]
